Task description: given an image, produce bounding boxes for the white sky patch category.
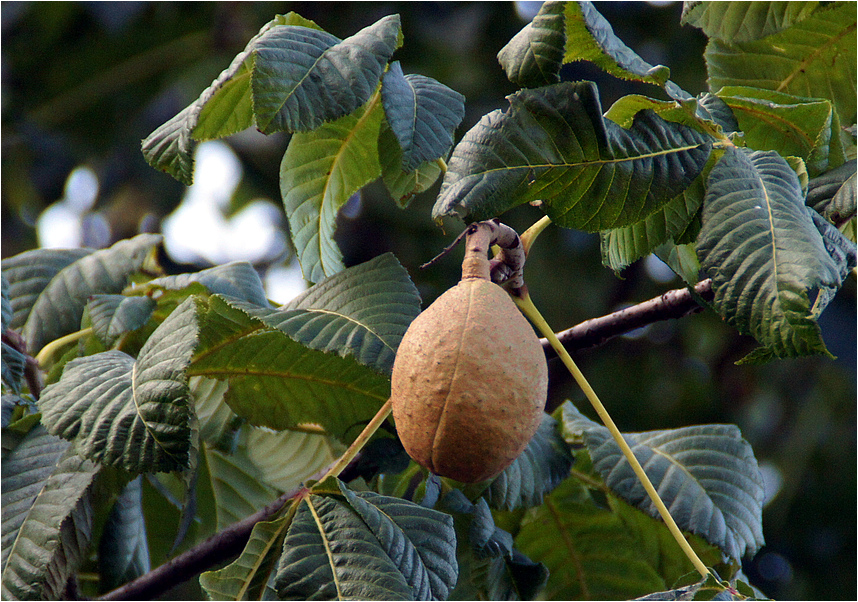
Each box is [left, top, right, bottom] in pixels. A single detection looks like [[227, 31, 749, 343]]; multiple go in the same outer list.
[[37, 166, 100, 248], [265, 261, 308, 306], [162, 140, 286, 266], [645, 253, 677, 283]]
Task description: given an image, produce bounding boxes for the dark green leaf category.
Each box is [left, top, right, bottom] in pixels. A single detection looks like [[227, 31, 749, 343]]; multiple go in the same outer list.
[[381, 61, 464, 171], [562, 402, 766, 560], [98, 476, 150, 592], [433, 82, 712, 231], [807, 209, 857, 316], [39, 296, 199, 473], [484, 414, 573, 511], [564, 1, 690, 100], [280, 96, 384, 283], [682, 1, 820, 42], [141, 13, 326, 185], [1, 343, 26, 395], [339, 483, 459, 600], [1, 275, 11, 332], [87, 295, 156, 347], [253, 14, 401, 134], [1, 248, 93, 331], [14, 234, 161, 355], [696, 148, 843, 362], [705, 3, 857, 126], [234, 253, 420, 376], [497, 0, 565, 88], [147, 261, 270, 307], [190, 295, 390, 443], [807, 159, 857, 223], [379, 121, 445, 207], [1, 426, 100, 600], [275, 494, 413, 600]]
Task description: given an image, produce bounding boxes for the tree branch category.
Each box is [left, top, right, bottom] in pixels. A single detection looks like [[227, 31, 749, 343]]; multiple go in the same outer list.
[[541, 279, 714, 355], [98, 486, 304, 601]]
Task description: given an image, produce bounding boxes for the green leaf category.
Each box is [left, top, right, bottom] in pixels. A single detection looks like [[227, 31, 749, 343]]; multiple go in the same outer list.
[[141, 13, 326, 185], [379, 121, 445, 207], [705, 3, 857, 126], [238, 426, 343, 493], [97, 476, 150, 593], [433, 82, 712, 231], [381, 61, 464, 172], [1, 342, 26, 395], [190, 295, 391, 443], [563, 1, 690, 100], [274, 485, 458, 600], [514, 476, 665, 600], [1, 426, 101, 601], [191, 375, 236, 447], [561, 402, 766, 560], [682, 1, 820, 42], [807, 209, 857, 316], [696, 148, 843, 362], [484, 414, 573, 511], [717, 86, 845, 176], [280, 96, 385, 283], [203, 443, 279, 530], [235, 253, 421, 376], [600, 164, 707, 274], [339, 483, 459, 600], [2, 249, 93, 331], [807, 159, 857, 224], [200, 514, 291, 601], [497, 0, 566, 88], [146, 261, 270, 307], [253, 14, 401, 134], [87, 295, 156, 347], [39, 296, 199, 473], [14, 234, 160, 355]]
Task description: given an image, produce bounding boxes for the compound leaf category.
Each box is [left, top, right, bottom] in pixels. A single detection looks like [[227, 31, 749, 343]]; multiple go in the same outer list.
[[705, 3, 857, 126], [280, 96, 384, 283], [203, 443, 279, 531], [4, 235, 160, 355], [274, 485, 457, 601], [379, 120, 446, 207], [1, 426, 100, 601], [562, 402, 766, 560], [253, 14, 401, 134], [39, 296, 199, 473], [235, 253, 421, 376], [433, 82, 711, 232], [190, 295, 390, 443], [381, 61, 464, 172], [696, 148, 843, 362]]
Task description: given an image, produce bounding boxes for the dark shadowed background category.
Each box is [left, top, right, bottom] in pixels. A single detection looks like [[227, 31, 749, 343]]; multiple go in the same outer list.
[[2, 2, 855, 599]]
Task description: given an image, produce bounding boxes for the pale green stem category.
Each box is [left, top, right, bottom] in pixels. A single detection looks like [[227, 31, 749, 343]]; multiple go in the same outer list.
[[320, 398, 392, 481], [35, 327, 94, 368], [519, 214, 552, 255], [435, 157, 448, 174], [514, 293, 711, 579]]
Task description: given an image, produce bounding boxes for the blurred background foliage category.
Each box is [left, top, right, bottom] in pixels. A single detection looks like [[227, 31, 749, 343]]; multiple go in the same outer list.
[[1, 2, 854, 599]]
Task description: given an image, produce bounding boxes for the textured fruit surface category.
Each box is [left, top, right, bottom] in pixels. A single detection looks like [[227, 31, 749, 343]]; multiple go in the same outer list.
[[390, 278, 548, 482]]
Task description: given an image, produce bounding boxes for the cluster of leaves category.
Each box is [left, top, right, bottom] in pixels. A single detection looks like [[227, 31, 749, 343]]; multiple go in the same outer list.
[[1, 2, 855, 601], [437, 0, 857, 364], [1, 234, 763, 600]]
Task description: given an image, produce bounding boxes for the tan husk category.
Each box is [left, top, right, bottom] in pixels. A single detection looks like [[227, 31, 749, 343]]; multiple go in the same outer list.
[[390, 254, 548, 482]]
